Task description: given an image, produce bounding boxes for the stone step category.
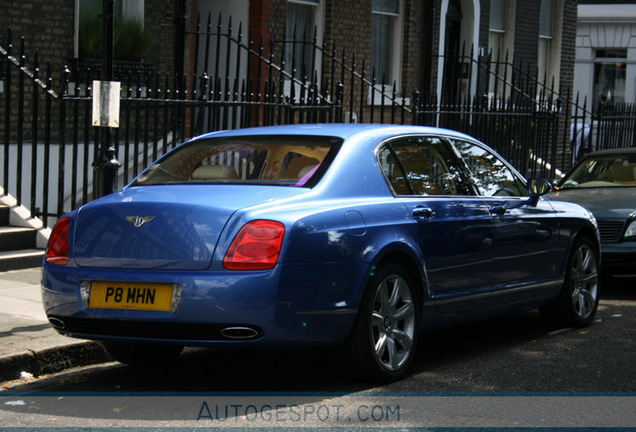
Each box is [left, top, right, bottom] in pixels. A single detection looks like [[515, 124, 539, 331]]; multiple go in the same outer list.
[[0, 249, 44, 272], [0, 226, 38, 252], [0, 205, 8, 226]]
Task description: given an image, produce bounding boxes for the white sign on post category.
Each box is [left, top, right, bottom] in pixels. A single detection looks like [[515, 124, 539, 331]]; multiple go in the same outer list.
[[92, 80, 121, 128]]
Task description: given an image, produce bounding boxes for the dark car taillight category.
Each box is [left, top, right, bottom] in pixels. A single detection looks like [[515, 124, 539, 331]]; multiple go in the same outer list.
[[223, 220, 285, 270], [46, 217, 70, 265]]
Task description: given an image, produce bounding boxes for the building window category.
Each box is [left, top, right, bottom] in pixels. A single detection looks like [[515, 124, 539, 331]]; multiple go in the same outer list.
[[489, 0, 506, 97], [537, 0, 564, 98], [538, 0, 554, 84], [285, 0, 322, 81], [371, 0, 403, 89], [594, 49, 627, 106], [76, 0, 145, 59], [489, 0, 506, 58], [488, 0, 516, 100]]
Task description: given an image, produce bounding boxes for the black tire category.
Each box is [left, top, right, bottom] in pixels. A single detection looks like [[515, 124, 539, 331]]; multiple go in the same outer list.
[[103, 342, 183, 367], [541, 237, 600, 328], [344, 262, 420, 382]]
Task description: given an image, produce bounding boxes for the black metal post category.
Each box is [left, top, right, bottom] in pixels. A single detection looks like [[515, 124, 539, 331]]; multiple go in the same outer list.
[[93, 0, 120, 198]]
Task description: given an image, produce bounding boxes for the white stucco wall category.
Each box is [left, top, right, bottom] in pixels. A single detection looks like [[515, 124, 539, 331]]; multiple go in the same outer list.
[[575, 4, 636, 105]]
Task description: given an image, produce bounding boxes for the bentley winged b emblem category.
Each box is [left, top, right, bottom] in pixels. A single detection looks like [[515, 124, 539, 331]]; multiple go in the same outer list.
[[126, 216, 156, 228]]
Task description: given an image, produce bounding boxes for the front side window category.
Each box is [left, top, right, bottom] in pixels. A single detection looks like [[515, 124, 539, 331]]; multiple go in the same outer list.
[[452, 139, 525, 196], [559, 155, 636, 189], [133, 135, 342, 188], [371, 0, 403, 92], [378, 136, 472, 196]]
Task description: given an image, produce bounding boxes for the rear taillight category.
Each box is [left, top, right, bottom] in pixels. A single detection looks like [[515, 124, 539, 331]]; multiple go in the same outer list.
[[46, 217, 70, 265], [223, 220, 285, 270]]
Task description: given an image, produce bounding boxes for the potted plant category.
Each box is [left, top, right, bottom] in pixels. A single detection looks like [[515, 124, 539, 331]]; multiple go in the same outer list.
[[74, 15, 154, 84]]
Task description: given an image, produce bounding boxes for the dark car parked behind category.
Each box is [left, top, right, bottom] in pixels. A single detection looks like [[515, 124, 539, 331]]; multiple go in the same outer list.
[[548, 148, 636, 281]]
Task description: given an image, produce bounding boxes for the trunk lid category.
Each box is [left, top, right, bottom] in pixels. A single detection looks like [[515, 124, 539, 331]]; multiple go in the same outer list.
[[72, 185, 304, 270]]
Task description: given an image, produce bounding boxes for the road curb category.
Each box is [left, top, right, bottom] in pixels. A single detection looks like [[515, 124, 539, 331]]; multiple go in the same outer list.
[[0, 341, 112, 384]]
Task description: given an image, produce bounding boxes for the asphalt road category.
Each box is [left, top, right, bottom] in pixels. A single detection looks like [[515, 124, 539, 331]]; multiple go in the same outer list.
[[1, 284, 634, 428]]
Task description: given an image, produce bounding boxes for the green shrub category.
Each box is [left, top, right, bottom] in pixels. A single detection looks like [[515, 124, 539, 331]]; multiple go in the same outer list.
[[79, 16, 154, 62]]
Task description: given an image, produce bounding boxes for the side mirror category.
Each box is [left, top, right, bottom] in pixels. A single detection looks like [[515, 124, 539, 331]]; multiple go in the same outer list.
[[527, 177, 552, 195], [526, 178, 552, 206]]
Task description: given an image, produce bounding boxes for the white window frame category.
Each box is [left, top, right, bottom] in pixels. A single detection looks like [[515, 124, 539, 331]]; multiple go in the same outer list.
[[537, 0, 563, 93], [488, 0, 516, 101], [284, 0, 324, 98], [370, 0, 405, 105]]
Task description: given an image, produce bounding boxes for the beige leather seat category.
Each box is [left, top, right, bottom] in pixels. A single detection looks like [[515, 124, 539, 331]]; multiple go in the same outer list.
[[284, 157, 320, 179], [191, 164, 239, 180], [610, 162, 636, 184]]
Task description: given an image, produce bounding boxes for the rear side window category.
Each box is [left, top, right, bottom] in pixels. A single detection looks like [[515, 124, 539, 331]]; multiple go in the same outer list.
[[378, 136, 473, 196], [132, 135, 342, 188]]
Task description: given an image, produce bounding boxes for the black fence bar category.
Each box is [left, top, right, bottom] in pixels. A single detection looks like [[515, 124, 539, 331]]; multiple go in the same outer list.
[[2, 29, 11, 194], [16, 38, 25, 208]]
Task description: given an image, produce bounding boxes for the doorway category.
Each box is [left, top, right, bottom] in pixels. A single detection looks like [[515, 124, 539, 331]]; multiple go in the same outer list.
[[442, 0, 463, 102]]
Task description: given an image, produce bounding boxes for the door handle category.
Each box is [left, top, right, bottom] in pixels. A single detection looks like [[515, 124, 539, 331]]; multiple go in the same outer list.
[[490, 205, 507, 216], [413, 207, 433, 220]]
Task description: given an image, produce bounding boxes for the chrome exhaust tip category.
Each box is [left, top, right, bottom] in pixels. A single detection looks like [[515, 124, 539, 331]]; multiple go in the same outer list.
[[48, 317, 66, 330], [220, 326, 261, 340]]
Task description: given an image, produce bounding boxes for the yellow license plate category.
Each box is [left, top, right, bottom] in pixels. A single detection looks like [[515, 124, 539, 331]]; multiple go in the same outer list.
[[88, 282, 175, 311]]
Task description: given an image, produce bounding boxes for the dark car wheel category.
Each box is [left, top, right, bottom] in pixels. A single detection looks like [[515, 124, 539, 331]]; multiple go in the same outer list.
[[103, 342, 184, 367], [344, 262, 420, 382], [542, 237, 600, 328]]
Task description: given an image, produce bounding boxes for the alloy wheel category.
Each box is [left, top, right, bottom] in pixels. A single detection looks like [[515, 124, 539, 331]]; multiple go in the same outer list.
[[371, 274, 416, 372], [570, 243, 599, 320]]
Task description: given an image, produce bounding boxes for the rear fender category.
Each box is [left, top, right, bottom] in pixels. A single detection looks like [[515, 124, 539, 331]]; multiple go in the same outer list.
[[356, 241, 430, 310]]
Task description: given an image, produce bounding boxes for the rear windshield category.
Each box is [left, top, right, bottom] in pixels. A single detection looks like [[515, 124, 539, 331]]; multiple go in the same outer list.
[[132, 135, 342, 187], [559, 155, 636, 189]]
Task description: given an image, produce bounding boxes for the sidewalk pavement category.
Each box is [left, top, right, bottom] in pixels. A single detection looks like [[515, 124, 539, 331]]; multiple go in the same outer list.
[[0, 267, 110, 385]]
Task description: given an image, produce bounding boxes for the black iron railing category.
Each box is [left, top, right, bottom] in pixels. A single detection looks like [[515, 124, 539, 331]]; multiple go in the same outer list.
[[2, 22, 635, 230]]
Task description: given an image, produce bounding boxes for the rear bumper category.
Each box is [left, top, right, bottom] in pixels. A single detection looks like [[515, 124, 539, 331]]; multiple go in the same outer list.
[[41, 262, 362, 347]]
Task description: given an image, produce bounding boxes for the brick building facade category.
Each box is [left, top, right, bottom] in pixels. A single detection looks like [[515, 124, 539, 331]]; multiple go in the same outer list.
[[0, 0, 75, 83], [0, 0, 181, 85], [1, 0, 577, 102]]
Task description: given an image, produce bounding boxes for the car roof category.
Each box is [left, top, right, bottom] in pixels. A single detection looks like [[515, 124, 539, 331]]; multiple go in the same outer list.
[[193, 123, 481, 143], [584, 147, 636, 157]]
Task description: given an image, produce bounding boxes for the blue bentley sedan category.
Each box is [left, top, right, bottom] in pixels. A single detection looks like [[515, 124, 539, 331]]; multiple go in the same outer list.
[[42, 124, 600, 381]]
